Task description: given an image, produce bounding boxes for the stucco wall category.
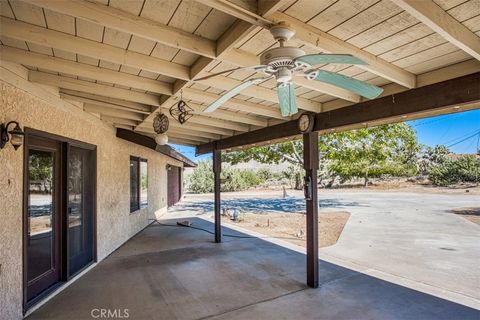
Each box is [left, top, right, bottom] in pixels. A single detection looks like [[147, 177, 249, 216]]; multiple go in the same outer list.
[[0, 80, 182, 319]]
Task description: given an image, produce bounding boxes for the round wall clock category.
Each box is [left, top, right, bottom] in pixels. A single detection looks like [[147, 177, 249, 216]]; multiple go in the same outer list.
[[153, 113, 169, 134], [298, 113, 315, 133]]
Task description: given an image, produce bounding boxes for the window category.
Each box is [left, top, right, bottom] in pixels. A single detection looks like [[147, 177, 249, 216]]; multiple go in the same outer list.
[[130, 156, 148, 213], [140, 160, 148, 209]]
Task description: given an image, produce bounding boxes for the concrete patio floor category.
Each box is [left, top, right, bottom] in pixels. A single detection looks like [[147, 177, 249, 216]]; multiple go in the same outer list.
[[175, 190, 480, 307], [27, 217, 479, 320]]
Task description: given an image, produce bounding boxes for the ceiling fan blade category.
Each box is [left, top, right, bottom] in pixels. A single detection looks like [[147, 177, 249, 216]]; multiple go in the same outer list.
[[203, 77, 268, 113], [307, 70, 383, 99], [195, 65, 267, 81], [277, 82, 298, 117], [295, 54, 366, 66]]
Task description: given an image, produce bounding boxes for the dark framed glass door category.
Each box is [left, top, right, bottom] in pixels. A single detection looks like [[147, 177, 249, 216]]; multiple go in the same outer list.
[[25, 135, 61, 302], [24, 130, 96, 309], [67, 146, 95, 276]]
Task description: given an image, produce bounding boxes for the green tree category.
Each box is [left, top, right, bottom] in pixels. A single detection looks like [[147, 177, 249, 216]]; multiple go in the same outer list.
[[417, 145, 450, 175], [187, 160, 263, 193], [429, 155, 480, 186], [29, 152, 53, 193], [327, 123, 419, 186], [223, 123, 419, 187], [188, 160, 214, 193]]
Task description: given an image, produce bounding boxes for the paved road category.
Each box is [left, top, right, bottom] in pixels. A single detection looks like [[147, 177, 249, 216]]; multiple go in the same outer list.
[[175, 190, 480, 306]]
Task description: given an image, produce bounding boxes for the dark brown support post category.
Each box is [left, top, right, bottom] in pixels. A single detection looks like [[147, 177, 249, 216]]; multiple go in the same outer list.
[[213, 148, 221, 243], [304, 131, 319, 288]]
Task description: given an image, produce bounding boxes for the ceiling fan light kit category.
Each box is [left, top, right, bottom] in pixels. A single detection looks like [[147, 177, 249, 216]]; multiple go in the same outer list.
[[198, 22, 384, 117]]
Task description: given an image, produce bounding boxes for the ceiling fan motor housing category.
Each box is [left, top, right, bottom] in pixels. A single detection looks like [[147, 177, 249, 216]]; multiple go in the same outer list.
[[260, 47, 306, 82]]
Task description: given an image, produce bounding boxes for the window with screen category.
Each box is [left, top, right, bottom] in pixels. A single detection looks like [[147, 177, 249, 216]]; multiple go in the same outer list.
[[130, 156, 147, 213]]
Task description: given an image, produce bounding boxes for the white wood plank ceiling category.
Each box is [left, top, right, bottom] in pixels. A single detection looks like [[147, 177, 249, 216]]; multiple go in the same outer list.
[[0, 0, 479, 146]]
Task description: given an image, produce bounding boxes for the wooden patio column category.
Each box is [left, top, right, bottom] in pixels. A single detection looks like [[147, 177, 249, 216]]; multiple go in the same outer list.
[[213, 147, 221, 243], [303, 131, 319, 288]]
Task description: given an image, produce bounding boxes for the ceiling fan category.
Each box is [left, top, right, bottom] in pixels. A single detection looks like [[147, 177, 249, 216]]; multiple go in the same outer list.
[[196, 22, 384, 117]]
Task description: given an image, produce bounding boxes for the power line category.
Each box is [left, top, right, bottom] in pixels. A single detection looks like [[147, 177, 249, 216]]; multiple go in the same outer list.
[[447, 130, 480, 148], [411, 113, 460, 128], [442, 128, 480, 145]]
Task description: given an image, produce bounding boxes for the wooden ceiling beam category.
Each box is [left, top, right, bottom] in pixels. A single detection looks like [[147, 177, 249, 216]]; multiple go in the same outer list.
[[84, 103, 144, 121], [23, 0, 217, 59], [216, 0, 289, 55], [59, 92, 151, 114], [59, 90, 152, 113], [101, 116, 138, 127], [136, 127, 211, 144], [137, 120, 233, 137], [394, 0, 480, 61], [29, 71, 162, 106], [196, 72, 480, 155], [168, 137, 203, 146], [0, 46, 173, 95], [28, 71, 254, 131], [0, 46, 288, 119], [162, 97, 268, 127], [198, 0, 271, 28], [127, 129, 201, 147], [166, 127, 221, 140], [0, 17, 190, 80]]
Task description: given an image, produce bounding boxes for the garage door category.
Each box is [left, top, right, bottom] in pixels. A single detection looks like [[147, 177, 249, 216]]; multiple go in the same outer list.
[[167, 166, 181, 207]]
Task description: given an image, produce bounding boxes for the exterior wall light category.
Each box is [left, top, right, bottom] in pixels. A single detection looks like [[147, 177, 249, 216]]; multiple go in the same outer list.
[[0, 121, 24, 150]]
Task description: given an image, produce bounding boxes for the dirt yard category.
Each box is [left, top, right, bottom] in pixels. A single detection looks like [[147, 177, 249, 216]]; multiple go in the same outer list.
[[451, 207, 480, 225], [224, 211, 350, 248]]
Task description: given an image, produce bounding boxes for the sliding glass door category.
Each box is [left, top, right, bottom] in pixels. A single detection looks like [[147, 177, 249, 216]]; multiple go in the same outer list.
[[24, 131, 96, 308], [25, 136, 61, 302], [68, 146, 95, 276]]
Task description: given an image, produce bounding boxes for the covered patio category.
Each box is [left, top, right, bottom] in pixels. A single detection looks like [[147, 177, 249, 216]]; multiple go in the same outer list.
[[27, 217, 478, 320], [1, 0, 480, 318]]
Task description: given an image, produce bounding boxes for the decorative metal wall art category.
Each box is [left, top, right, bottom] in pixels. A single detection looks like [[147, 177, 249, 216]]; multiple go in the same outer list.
[[169, 95, 193, 124]]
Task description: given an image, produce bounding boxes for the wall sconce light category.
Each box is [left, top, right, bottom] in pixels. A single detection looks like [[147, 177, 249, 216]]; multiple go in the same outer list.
[[0, 121, 24, 150], [166, 164, 172, 171]]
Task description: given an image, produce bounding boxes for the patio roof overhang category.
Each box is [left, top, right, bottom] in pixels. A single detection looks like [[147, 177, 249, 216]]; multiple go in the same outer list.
[[2, 0, 480, 290], [1, 0, 479, 147]]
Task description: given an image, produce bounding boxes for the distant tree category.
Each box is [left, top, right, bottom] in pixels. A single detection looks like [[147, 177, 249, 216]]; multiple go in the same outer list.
[[429, 155, 480, 186], [187, 160, 264, 193], [417, 145, 450, 175], [327, 123, 419, 186], [188, 160, 214, 193]]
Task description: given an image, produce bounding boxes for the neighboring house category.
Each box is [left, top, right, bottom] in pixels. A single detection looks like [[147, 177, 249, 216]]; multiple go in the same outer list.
[[0, 70, 195, 317]]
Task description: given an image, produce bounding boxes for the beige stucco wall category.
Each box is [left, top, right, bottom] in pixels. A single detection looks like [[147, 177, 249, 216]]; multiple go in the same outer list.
[[0, 78, 182, 319]]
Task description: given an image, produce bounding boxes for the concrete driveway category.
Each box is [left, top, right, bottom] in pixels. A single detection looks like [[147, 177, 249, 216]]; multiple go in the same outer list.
[[175, 190, 480, 308], [316, 191, 480, 307]]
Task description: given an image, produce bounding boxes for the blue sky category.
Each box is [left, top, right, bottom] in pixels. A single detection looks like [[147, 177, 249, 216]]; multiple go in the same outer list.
[[172, 109, 480, 162]]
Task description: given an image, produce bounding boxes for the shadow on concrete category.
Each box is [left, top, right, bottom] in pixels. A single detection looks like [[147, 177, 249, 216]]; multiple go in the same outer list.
[[27, 217, 479, 320], [170, 197, 367, 214]]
